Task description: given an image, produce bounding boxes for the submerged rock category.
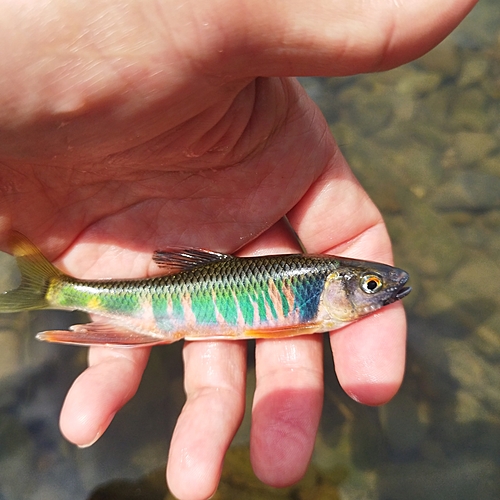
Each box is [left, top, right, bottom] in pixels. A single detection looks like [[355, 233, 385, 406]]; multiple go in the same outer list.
[[449, 89, 491, 131], [416, 37, 462, 78], [431, 171, 500, 211], [457, 56, 490, 87], [378, 458, 500, 500]]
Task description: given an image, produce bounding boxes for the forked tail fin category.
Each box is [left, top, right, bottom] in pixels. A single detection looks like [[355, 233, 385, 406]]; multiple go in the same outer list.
[[0, 232, 62, 312]]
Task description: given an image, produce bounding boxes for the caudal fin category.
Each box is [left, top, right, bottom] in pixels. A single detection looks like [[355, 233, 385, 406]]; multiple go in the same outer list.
[[0, 232, 62, 312]]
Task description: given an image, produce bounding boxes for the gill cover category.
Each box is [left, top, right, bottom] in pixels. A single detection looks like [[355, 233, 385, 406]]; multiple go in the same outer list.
[[321, 269, 391, 323]]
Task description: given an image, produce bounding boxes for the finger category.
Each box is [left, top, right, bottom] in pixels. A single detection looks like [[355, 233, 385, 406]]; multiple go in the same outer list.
[[216, 0, 478, 76], [251, 335, 323, 486], [239, 220, 324, 486], [59, 346, 150, 447], [288, 142, 407, 405], [331, 303, 407, 406], [166, 341, 246, 500], [166, 213, 318, 497], [288, 142, 391, 260], [4, 0, 477, 101]]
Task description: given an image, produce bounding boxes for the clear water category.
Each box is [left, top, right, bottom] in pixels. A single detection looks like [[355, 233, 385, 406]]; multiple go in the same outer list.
[[1, 1, 499, 498]]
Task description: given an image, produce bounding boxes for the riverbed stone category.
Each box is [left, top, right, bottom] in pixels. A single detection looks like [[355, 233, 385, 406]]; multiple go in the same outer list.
[[480, 153, 500, 177], [449, 88, 490, 131], [396, 70, 442, 97], [416, 37, 462, 78], [458, 56, 490, 87], [378, 391, 427, 455], [473, 312, 500, 362], [453, 132, 497, 166], [397, 200, 463, 277], [378, 458, 500, 500], [431, 171, 500, 211]]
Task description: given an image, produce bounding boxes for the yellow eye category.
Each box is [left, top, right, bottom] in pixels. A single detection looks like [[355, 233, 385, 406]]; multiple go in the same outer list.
[[361, 274, 383, 294]]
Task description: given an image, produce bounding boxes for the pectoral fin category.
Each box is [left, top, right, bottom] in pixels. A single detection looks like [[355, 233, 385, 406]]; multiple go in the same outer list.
[[36, 322, 167, 347]]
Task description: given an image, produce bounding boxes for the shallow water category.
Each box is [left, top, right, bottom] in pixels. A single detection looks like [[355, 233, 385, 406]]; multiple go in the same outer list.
[[1, 1, 499, 498]]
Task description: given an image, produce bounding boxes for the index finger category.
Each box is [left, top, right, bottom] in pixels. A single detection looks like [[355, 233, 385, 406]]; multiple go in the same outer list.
[[287, 136, 407, 405]]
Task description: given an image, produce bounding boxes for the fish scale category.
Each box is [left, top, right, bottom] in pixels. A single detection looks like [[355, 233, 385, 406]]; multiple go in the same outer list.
[[153, 255, 332, 329], [51, 255, 335, 332]]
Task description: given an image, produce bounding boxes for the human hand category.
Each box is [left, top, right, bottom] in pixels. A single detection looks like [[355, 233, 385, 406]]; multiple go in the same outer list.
[[0, 0, 477, 498]]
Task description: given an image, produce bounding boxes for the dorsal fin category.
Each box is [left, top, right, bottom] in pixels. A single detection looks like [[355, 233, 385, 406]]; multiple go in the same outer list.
[[152, 247, 233, 273]]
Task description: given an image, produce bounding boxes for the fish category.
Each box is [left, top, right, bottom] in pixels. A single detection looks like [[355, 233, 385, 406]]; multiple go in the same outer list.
[[0, 232, 411, 347]]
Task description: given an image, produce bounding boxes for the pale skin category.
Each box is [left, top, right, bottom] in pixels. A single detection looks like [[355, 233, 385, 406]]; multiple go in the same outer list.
[[0, 1, 477, 499]]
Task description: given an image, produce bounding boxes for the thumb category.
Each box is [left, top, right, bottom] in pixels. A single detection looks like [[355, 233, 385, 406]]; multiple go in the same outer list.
[[209, 0, 478, 76]]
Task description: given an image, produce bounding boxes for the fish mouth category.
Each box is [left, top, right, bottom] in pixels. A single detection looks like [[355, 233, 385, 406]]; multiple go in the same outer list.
[[383, 274, 412, 305], [394, 286, 412, 301]]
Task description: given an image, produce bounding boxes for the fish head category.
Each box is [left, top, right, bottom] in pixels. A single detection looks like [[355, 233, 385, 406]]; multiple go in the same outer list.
[[320, 260, 411, 324]]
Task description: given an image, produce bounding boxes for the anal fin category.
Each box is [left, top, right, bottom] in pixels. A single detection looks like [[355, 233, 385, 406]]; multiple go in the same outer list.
[[36, 322, 167, 347], [36, 321, 324, 346], [182, 324, 322, 341], [243, 323, 322, 339]]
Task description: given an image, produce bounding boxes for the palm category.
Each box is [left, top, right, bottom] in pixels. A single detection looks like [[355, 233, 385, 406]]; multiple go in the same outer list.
[[4, 78, 323, 259], [0, 0, 476, 498]]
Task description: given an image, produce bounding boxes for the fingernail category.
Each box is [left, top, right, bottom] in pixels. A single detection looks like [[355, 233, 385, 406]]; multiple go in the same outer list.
[[77, 412, 116, 448], [77, 431, 102, 449]]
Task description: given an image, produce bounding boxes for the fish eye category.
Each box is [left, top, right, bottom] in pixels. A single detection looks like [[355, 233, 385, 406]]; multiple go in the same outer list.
[[361, 274, 383, 294]]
